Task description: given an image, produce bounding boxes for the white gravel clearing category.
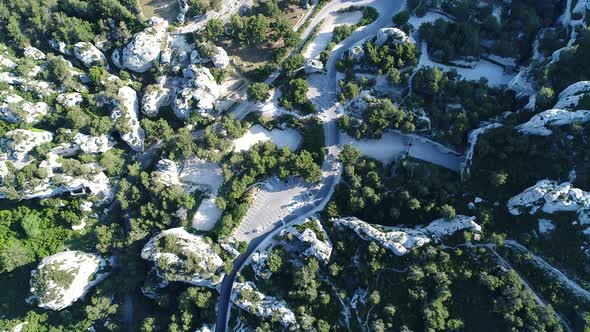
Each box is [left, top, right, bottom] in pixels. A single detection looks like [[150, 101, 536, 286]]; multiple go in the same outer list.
[[232, 124, 302, 152], [304, 11, 363, 60], [408, 12, 450, 30], [340, 131, 461, 171], [179, 158, 224, 231], [419, 42, 515, 87]]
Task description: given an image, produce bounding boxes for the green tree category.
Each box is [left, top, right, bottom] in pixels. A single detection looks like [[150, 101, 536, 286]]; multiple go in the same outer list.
[[247, 82, 270, 102]]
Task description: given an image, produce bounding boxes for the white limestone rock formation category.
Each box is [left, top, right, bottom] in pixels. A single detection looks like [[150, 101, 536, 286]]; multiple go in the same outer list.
[[49, 39, 71, 55], [142, 81, 172, 117], [1, 129, 53, 163], [140, 228, 225, 288], [154, 159, 182, 187], [73, 42, 109, 69], [72, 133, 114, 154], [335, 217, 431, 255], [23, 46, 46, 60], [418, 215, 482, 240], [554, 81, 590, 109], [279, 218, 332, 263], [111, 86, 145, 152], [0, 54, 16, 69], [121, 17, 169, 73], [336, 215, 481, 255], [28, 251, 111, 310], [305, 59, 324, 74], [508, 180, 590, 225], [173, 66, 220, 120], [231, 282, 297, 327], [56, 93, 84, 108], [210, 46, 230, 68], [0, 152, 113, 203], [0, 93, 49, 124], [375, 27, 414, 46], [517, 109, 590, 136]]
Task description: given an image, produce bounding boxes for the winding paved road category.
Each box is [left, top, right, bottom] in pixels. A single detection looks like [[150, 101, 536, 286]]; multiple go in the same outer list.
[[215, 0, 404, 331]]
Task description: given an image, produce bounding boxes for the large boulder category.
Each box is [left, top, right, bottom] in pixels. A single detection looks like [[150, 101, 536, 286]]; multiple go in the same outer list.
[[0, 93, 49, 124], [231, 282, 297, 328], [28, 251, 111, 310], [554, 81, 590, 109], [73, 42, 109, 69], [111, 86, 145, 152], [375, 27, 414, 46], [0, 152, 113, 203], [72, 133, 114, 154], [508, 180, 590, 225], [279, 218, 332, 263], [23, 46, 46, 60], [121, 17, 169, 73], [1, 129, 53, 163], [140, 228, 226, 288], [173, 66, 220, 120], [210, 46, 230, 68], [154, 159, 181, 187], [56, 92, 84, 108], [142, 81, 173, 117], [517, 108, 590, 136], [305, 59, 324, 74]]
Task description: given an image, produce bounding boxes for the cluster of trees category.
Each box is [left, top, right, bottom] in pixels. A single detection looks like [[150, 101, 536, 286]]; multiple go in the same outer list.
[[215, 141, 322, 237], [469, 125, 585, 201], [412, 0, 562, 60], [419, 19, 480, 62], [279, 77, 316, 114], [0, 0, 142, 49], [330, 145, 461, 226], [227, 1, 299, 49], [410, 66, 515, 146], [338, 96, 416, 138], [0, 202, 80, 273], [237, 214, 564, 331]]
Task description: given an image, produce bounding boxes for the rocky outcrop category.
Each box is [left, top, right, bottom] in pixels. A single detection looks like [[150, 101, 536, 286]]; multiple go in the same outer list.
[[111, 86, 145, 152], [554, 81, 590, 109], [210, 46, 230, 68], [0, 93, 49, 124], [121, 17, 169, 73], [335, 217, 431, 255], [305, 59, 324, 74], [72, 133, 114, 154], [28, 251, 111, 310], [49, 40, 71, 55], [23, 46, 46, 61], [73, 42, 109, 69], [0, 152, 114, 204], [142, 80, 172, 117], [154, 159, 181, 187], [375, 27, 414, 46], [140, 228, 225, 288], [336, 215, 481, 255], [56, 93, 84, 108], [231, 282, 297, 327], [517, 108, 590, 136], [172, 66, 220, 120], [279, 218, 332, 263], [508, 180, 590, 225], [1, 129, 53, 163]]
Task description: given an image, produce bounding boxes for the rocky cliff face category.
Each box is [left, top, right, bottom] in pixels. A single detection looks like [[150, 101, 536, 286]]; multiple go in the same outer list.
[[28, 251, 111, 310], [119, 17, 169, 73], [111, 86, 145, 152], [141, 228, 226, 288], [231, 281, 297, 327]]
